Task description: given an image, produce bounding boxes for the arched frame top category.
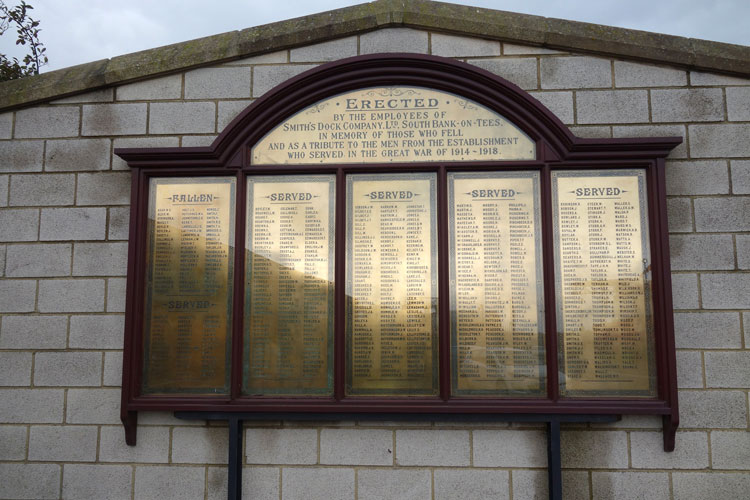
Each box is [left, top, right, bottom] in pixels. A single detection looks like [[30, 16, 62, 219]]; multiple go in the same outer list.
[[116, 54, 682, 452]]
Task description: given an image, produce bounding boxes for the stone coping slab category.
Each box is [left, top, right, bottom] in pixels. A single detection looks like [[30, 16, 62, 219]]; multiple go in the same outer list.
[[0, 0, 748, 111]]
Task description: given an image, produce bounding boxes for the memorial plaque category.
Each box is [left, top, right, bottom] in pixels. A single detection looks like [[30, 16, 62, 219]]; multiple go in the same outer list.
[[244, 176, 335, 395], [449, 172, 545, 396], [252, 86, 535, 164], [346, 173, 438, 395], [142, 177, 235, 394], [553, 170, 656, 397]]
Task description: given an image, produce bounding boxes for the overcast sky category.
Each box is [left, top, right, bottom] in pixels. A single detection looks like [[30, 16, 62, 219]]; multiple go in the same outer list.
[[1, 0, 748, 73]]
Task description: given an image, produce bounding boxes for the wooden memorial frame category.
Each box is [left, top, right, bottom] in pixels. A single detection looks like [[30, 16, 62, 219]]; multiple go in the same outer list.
[[116, 54, 681, 452]]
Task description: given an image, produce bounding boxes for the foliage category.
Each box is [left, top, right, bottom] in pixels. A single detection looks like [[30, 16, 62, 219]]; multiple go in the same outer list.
[[0, 0, 47, 81]]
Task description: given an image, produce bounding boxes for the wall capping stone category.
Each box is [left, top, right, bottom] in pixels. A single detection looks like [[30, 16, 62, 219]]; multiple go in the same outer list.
[[0, 0, 749, 112]]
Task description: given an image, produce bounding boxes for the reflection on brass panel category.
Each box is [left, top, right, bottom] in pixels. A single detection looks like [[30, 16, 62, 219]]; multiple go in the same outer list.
[[346, 174, 439, 395], [449, 173, 545, 396], [244, 176, 335, 395], [552, 170, 656, 397], [142, 177, 235, 394], [252, 86, 536, 165]]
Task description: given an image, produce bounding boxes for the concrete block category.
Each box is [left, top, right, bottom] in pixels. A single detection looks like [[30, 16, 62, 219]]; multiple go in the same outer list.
[[666, 160, 729, 195], [614, 61, 687, 87], [652, 88, 724, 122], [732, 160, 750, 194], [34, 351, 102, 386], [540, 56, 611, 89], [320, 428, 392, 465], [77, 172, 131, 205], [38, 278, 105, 312], [701, 273, 750, 309], [0, 464, 61, 500], [669, 234, 734, 270], [99, 425, 170, 463], [0, 352, 32, 386], [705, 352, 750, 388], [473, 429, 546, 467], [0, 174, 7, 206], [218, 100, 253, 130], [0, 279, 36, 312], [82, 103, 147, 136], [679, 390, 747, 429], [746, 313, 750, 348], [0, 243, 4, 272], [0, 112, 11, 138], [252, 64, 318, 97], [66, 388, 121, 424], [0, 388, 64, 423], [690, 124, 750, 158], [711, 431, 750, 469], [5, 243, 71, 277], [357, 469, 430, 500], [529, 91, 574, 124], [0, 315, 68, 349], [225, 51, 287, 65], [70, 314, 124, 349], [10, 173, 76, 206], [135, 466, 205, 500], [290, 36, 358, 61], [432, 33, 500, 57], [561, 430, 628, 468], [673, 472, 750, 499], [0, 140, 44, 172], [592, 472, 670, 500], [0, 425, 27, 460], [15, 106, 80, 138], [360, 28, 429, 54], [207, 467, 279, 500], [676, 351, 703, 388], [613, 124, 687, 158], [674, 312, 741, 348], [45, 138, 111, 172], [185, 67, 251, 99], [690, 72, 750, 86], [112, 136, 179, 170], [569, 125, 611, 138], [52, 88, 114, 104], [591, 414, 662, 429], [73, 242, 128, 276], [667, 198, 693, 233], [173, 427, 228, 464], [137, 411, 203, 426], [576, 90, 649, 124], [28, 425, 98, 461], [108, 206, 130, 240], [727, 87, 750, 121], [149, 102, 216, 134], [40, 207, 106, 241], [245, 427, 317, 464], [103, 351, 123, 385], [512, 470, 589, 500], [0, 208, 39, 241], [435, 469, 509, 500], [469, 58, 538, 90], [63, 464, 132, 500], [694, 197, 750, 232], [504, 43, 566, 55], [107, 277, 127, 312], [396, 429, 470, 466], [283, 467, 354, 500], [738, 235, 750, 269], [181, 135, 216, 147], [631, 430, 709, 469], [117, 74, 182, 101]]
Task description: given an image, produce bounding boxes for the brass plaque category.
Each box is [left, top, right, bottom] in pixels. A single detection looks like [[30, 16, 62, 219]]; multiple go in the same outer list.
[[449, 173, 545, 396], [252, 86, 535, 164], [244, 176, 335, 395], [346, 174, 438, 395], [142, 177, 235, 394], [553, 170, 656, 397]]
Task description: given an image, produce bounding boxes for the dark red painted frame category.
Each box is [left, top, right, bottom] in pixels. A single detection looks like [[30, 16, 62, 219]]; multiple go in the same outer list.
[[116, 54, 682, 451]]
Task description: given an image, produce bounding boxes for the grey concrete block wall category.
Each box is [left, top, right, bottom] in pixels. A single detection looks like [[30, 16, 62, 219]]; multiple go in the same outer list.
[[0, 24, 748, 500]]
